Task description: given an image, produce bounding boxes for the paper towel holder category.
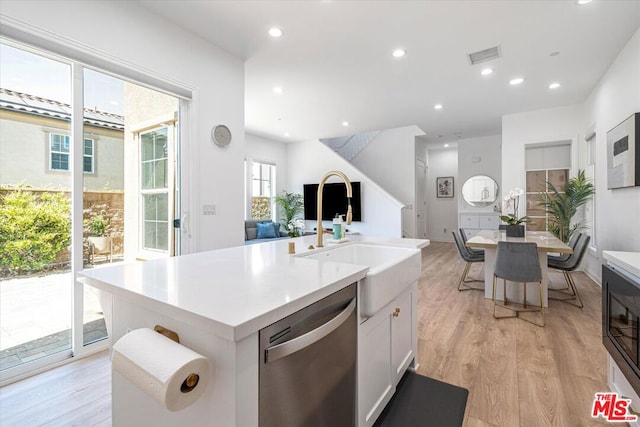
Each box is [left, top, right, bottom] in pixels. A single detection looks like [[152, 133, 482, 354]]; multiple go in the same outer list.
[[154, 324, 180, 343], [181, 374, 200, 393]]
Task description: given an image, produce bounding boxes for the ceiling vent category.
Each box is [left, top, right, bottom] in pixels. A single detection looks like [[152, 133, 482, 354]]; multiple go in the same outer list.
[[468, 46, 501, 65]]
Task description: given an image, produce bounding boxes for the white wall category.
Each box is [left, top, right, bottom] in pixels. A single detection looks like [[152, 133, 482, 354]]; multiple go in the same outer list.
[[426, 148, 458, 242], [244, 133, 288, 220], [457, 135, 502, 214], [502, 104, 584, 220], [350, 126, 425, 237], [287, 140, 404, 237], [583, 28, 640, 281], [351, 125, 425, 203], [1, 0, 246, 252]]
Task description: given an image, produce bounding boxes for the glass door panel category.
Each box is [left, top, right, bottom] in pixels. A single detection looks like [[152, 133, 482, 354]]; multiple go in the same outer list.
[[0, 43, 72, 371], [81, 69, 125, 345]]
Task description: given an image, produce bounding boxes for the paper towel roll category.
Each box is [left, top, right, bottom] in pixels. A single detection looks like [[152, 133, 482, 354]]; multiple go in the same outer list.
[[112, 328, 210, 412]]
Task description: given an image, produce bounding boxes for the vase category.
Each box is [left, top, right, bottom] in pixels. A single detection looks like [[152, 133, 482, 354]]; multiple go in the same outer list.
[[505, 224, 525, 237]]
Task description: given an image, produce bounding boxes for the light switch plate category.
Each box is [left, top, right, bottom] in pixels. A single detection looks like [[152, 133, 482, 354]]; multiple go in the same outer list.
[[203, 204, 216, 215]]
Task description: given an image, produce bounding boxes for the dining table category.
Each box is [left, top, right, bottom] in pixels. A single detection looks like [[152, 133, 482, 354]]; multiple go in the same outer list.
[[465, 230, 573, 307]]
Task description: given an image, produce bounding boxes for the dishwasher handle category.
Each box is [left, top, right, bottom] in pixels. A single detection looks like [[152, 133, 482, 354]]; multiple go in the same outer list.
[[265, 298, 356, 363]]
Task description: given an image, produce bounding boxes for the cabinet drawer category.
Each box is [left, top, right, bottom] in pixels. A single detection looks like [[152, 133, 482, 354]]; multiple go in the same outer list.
[[479, 215, 499, 230], [460, 215, 480, 228]]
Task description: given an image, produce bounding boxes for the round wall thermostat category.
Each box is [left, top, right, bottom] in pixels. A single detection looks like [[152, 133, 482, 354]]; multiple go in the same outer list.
[[211, 124, 232, 147]]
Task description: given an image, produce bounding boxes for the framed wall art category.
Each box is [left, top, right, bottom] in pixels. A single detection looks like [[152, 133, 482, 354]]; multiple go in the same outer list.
[[436, 176, 454, 198], [607, 112, 639, 189]]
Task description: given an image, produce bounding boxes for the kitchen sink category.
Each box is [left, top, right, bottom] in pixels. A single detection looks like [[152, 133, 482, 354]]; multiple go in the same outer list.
[[299, 244, 421, 317]]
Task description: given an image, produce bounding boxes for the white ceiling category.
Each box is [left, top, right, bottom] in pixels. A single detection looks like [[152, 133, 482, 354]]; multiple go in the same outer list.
[[138, 0, 640, 143]]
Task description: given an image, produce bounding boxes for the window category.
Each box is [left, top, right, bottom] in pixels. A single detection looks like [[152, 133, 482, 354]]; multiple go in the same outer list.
[[250, 161, 276, 220], [585, 130, 597, 248], [526, 168, 569, 231], [140, 127, 169, 252], [49, 133, 94, 173], [525, 142, 571, 232]]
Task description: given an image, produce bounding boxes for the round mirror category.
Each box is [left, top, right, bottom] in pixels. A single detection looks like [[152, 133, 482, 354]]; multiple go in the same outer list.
[[461, 175, 499, 207]]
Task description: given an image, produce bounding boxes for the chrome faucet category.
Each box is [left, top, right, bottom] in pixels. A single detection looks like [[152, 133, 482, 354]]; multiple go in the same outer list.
[[317, 170, 353, 248]]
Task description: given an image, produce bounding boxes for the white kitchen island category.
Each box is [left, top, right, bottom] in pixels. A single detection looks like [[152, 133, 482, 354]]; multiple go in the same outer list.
[[77, 234, 429, 427]]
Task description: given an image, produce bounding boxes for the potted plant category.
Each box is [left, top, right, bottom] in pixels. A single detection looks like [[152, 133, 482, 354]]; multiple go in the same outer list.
[[539, 169, 595, 243], [86, 214, 113, 263], [274, 191, 304, 237], [500, 188, 529, 237]]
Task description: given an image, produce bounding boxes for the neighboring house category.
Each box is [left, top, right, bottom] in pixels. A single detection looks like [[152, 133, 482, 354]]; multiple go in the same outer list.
[[0, 88, 124, 190]]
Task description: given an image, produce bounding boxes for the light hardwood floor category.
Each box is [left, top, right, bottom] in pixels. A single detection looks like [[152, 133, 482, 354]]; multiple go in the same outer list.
[[0, 241, 610, 426], [417, 241, 610, 427]]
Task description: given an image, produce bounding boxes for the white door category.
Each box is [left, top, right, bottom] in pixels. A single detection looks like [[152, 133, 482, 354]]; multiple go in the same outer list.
[[416, 159, 427, 238]]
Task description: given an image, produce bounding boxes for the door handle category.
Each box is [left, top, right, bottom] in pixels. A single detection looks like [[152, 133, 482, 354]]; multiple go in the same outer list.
[[265, 298, 356, 363]]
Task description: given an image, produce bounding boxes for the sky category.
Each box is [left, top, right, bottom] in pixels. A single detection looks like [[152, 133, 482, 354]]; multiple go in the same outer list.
[[0, 43, 124, 115]]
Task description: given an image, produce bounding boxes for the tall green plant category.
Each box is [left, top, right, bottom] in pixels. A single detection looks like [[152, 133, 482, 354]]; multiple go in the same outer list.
[[274, 190, 304, 235], [539, 170, 595, 243], [0, 189, 71, 273]]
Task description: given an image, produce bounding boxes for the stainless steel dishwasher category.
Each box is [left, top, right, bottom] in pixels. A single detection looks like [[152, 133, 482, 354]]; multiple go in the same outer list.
[[259, 283, 357, 427]]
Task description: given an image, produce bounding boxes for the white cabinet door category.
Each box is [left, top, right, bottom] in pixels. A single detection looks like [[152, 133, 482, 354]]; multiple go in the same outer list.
[[358, 308, 393, 427], [460, 214, 480, 229], [479, 214, 499, 230], [358, 285, 417, 427], [391, 288, 414, 385]]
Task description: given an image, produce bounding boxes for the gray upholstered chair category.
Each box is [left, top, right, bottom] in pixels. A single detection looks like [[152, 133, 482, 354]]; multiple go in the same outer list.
[[452, 230, 484, 291], [459, 228, 484, 256], [547, 232, 581, 264], [493, 241, 544, 327], [547, 234, 590, 309]]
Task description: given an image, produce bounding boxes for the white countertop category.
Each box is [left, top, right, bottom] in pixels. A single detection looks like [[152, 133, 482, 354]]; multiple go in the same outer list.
[[603, 251, 640, 280], [77, 234, 428, 342]]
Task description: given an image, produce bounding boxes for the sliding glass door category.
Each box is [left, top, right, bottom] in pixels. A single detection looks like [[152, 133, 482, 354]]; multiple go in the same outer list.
[[0, 43, 74, 374], [0, 40, 183, 383]]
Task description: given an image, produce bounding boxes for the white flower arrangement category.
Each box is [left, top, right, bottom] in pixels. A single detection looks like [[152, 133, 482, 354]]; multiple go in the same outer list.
[[500, 188, 529, 225], [287, 218, 306, 237]]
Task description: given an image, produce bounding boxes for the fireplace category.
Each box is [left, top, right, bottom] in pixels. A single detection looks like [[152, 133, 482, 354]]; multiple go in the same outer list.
[[603, 264, 640, 395]]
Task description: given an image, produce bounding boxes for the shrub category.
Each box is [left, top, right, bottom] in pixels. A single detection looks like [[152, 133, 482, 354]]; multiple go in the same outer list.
[[0, 189, 71, 273]]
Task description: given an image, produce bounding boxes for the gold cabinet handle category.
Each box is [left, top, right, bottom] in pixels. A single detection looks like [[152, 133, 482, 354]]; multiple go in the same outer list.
[[393, 308, 400, 317]]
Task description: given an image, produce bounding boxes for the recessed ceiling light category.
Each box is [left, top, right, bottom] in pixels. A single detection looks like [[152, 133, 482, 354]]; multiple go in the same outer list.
[[283, 132, 290, 137], [434, 104, 443, 110], [392, 49, 406, 58], [509, 77, 524, 86], [444, 143, 449, 148], [268, 27, 284, 38], [576, 0, 593, 5], [481, 68, 493, 76], [548, 82, 561, 90], [273, 86, 283, 94], [342, 121, 349, 127]]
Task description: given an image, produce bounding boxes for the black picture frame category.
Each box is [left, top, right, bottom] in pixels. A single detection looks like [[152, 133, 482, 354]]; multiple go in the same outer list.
[[436, 176, 454, 198], [607, 112, 639, 189]]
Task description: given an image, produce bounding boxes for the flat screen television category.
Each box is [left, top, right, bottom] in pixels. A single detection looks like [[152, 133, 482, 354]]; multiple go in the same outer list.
[[303, 182, 362, 221]]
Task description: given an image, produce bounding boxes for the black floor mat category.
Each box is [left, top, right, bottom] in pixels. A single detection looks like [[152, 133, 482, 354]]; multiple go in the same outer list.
[[373, 371, 469, 427]]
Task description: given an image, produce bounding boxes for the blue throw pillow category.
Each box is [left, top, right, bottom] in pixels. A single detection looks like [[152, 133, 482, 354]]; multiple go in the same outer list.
[[257, 222, 277, 239], [272, 222, 281, 235]]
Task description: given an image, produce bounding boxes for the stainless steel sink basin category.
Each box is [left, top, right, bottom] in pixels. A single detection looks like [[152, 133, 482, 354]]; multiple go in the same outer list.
[[299, 244, 421, 317]]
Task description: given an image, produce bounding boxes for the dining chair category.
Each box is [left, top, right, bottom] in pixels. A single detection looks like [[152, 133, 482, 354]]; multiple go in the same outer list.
[[547, 232, 581, 264], [459, 228, 484, 256], [547, 234, 590, 309], [493, 241, 544, 327], [452, 230, 484, 291]]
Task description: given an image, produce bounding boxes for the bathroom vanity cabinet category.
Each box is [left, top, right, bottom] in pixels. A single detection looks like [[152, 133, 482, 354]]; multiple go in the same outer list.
[[358, 283, 417, 427]]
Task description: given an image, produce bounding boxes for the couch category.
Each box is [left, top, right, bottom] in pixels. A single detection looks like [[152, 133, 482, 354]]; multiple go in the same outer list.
[[245, 220, 289, 245]]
